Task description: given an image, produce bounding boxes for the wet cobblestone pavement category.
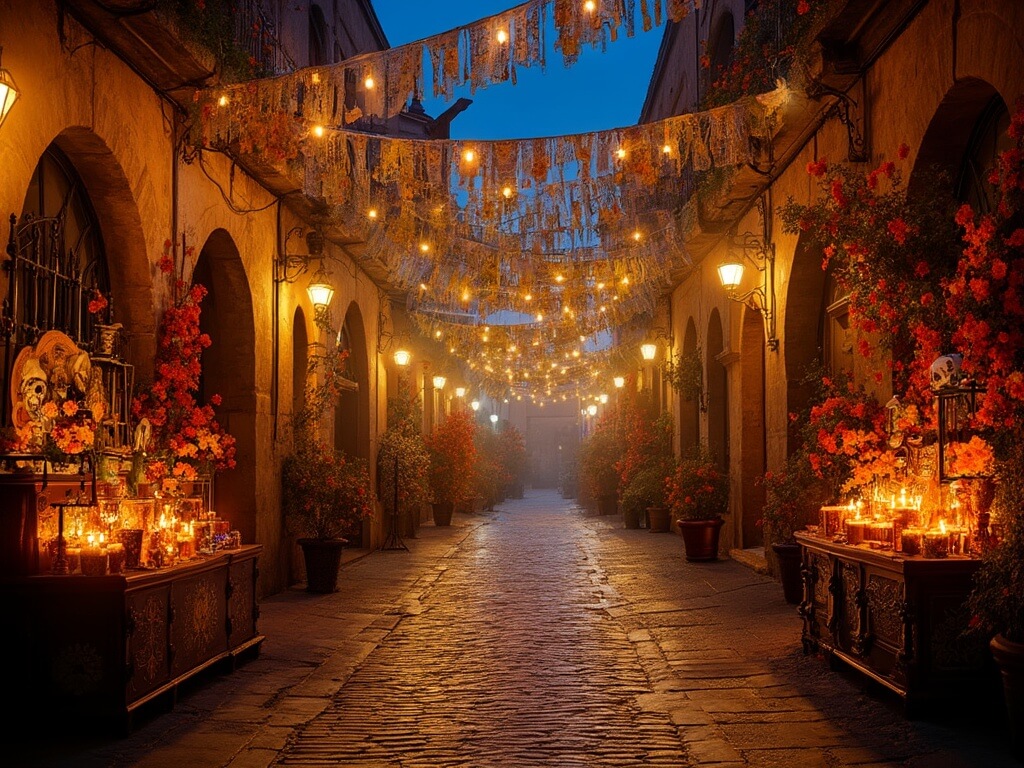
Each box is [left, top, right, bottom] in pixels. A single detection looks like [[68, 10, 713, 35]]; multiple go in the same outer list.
[[10, 489, 1020, 767]]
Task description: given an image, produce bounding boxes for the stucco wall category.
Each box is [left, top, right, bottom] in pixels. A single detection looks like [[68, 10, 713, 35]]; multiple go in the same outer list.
[[0, 0, 388, 596]]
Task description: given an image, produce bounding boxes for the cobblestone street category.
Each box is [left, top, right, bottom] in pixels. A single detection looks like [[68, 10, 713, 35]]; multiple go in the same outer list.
[[12, 490, 1019, 767]]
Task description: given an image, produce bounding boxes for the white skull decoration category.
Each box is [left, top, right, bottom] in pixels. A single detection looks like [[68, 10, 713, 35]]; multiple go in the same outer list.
[[929, 354, 963, 390]]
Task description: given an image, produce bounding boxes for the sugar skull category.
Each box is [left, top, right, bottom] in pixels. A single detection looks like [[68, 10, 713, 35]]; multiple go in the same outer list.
[[929, 354, 963, 390]]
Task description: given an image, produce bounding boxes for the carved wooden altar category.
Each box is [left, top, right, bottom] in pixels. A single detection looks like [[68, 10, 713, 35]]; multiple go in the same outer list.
[[796, 531, 991, 716]]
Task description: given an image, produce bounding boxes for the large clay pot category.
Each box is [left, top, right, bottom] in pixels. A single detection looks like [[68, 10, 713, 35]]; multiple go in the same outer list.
[[648, 506, 671, 533], [432, 500, 455, 526], [990, 633, 1024, 759], [677, 518, 724, 562], [771, 542, 804, 605], [298, 537, 346, 593]]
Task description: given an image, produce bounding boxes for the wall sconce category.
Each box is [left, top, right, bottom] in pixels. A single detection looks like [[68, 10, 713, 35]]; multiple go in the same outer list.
[[393, 348, 411, 367], [489, 413, 499, 426], [613, 376, 625, 389], [598, 393, 608, 404], [586, 404, 598, 416], [0, 47, 20, 129], [640, 328, 672, 362], [718, 219, 778, 351], [471, 399, 480, 412], [432, 375, 447, 389], [455, 386, 466, 398]]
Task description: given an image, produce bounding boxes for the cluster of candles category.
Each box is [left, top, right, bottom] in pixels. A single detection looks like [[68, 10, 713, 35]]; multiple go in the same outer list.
[[50, 503, 239, 576], [816, 487, 975, 558]]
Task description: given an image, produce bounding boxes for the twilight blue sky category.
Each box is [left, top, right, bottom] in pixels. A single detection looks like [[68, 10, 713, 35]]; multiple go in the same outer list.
[[371, 1, 666, 140]]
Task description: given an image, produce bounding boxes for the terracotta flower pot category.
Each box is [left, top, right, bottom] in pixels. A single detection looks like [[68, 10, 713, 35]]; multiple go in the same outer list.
[[648, 506, 671, 533], [677, 518, 724, 562]]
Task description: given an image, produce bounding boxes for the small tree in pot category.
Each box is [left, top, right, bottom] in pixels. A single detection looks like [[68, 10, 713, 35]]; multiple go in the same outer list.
[[667, 447, 729, 561], [578, 412, 623, 516], [425, 405, 477, 525], [377, 384, 430, 537]]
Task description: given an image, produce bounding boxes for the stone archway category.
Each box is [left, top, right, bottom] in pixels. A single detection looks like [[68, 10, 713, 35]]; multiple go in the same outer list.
[[739, 309, 766, 548], [193, 230, 258, 546], [48, 127, 155, 375], [706, 309, 727, 471], [679, 318, 700, 455]]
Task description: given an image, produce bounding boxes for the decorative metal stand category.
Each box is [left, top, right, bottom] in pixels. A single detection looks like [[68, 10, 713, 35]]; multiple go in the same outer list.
[[379, 454, 408, 551]]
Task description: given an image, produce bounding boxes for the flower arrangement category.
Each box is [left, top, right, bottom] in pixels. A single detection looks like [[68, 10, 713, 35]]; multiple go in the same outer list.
[[131, 258, 236, 492], [758, 454, 824, 546], [283, 439, 374, 541], [700, 0, 830, 109], [619, 410, 674, 520], [424, 406, 478, 504], [947, 436, 996, 478], [667, 447, 729, 521], [376, 385, 430, 519], [780, 147, 960, 400]]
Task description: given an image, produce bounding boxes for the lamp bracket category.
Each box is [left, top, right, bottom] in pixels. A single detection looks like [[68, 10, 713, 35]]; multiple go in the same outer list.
[[725, 232, 779, 352], [275, 226, 325, 284], [808, 81, 868, 163]]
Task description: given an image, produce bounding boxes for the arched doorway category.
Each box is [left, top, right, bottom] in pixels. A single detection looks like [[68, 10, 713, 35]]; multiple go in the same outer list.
[[706, 309, 727, 471], [739, 309, 766, 548], [334, 301, 370, 546], [784, 234, 827, 454], [193, 230, 258, 546], [679, 318, 701, 455]]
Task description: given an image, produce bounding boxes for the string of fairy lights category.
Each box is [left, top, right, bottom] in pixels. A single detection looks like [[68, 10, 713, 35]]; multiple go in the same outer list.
[[198, 1, 788, 405]]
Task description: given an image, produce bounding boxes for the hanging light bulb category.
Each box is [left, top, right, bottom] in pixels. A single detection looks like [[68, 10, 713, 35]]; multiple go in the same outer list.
[[455, 387, 466, 398], [471, 399, 481, 411], [613, 376, 625, 389], [616, 147, 626, 160], [311, 124, 325, 138], [632, 230, 642, 242], [496, 29, 508, 44], [502, 185, 514, 199], [662, 143, 672, 155], [463, 148, 476, 163], [524, 292, 532, 302], [364, 74, 375, 89], [367, 208, 378, 219], [217, 94, 229, 107], [419, 242, 430, 253], [584, 0, 596, 11]]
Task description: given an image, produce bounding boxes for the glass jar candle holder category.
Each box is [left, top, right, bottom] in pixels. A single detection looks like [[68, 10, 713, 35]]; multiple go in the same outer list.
[[922, 531, 949, 558]]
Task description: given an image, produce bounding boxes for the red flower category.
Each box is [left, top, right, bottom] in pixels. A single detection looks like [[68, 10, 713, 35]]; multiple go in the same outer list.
[[807, 157, 828, 177], [797, 1, 810, 14], [887, 217, 910, 244]]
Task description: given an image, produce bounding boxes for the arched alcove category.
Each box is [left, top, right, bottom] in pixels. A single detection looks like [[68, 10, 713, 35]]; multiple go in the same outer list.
[[784, 233, 827, 454], [706, 309, 727, 471], [47, 127, 155, 374], [739, 309, 766, 548], [292, 306, 309, 423], [334, 301, 370, 463], [679, 317, 700, 455], [193, 229, 258, 545]]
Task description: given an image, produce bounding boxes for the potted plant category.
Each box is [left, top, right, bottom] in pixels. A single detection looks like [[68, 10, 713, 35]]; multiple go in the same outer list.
[[578, 412, 623, 516], [618, 410, 674, 531], [377, 387, 430, 538], [282, 439, 373, 592], [472, 422, 506, 511], [425, 406, 477, 525], [667, 446, 729, 561], [282, 312, 374, 592], [759, 456, 822, 604], [498, 423, 528, 499]]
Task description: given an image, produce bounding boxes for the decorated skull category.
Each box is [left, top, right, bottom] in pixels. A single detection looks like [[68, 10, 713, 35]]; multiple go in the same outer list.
[[929, 354, 963, 390]]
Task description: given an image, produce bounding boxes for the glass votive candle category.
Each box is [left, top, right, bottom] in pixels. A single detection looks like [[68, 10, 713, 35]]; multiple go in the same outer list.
[[117, 528, 144, 569], [845, 519, 868, 545], [177, 536, 195, 560], [901, 528, 924, 556], [948, 527, 969, 556], [107, 542, 125, 574], [80, 547, 108, 576], [922, 531, 949, 558]]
